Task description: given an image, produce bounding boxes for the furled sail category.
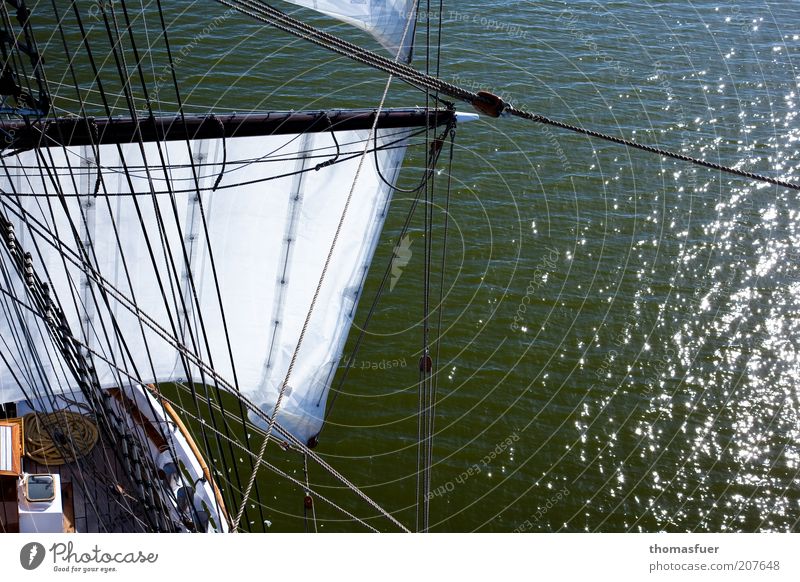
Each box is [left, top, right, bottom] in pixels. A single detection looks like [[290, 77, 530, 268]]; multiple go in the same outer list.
[[281, 0, 418, 61], [0, 117, 414, 443]]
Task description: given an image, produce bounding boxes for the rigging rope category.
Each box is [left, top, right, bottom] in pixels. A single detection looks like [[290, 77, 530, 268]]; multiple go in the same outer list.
[[322, 123, 453, 419], [302, 453, 318, 533], [217, 0, 800, 193], [503, 104, 800, 191], [425, 126, 455, 532], [416, 10, 439, 528]]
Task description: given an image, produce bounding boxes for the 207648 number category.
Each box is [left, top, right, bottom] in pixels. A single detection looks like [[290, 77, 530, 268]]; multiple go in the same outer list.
[[734, 560, 780, 571]]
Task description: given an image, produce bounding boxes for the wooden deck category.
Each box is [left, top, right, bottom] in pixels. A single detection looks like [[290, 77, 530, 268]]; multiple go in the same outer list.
[[61, 480, 75, 533], [23, 436, 148, 533], [0, 475, 19, 532]]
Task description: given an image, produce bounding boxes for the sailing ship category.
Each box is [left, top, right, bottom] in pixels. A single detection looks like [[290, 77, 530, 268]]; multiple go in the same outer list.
[[0, 0, 473, 533], [3, 0, 793, 535]]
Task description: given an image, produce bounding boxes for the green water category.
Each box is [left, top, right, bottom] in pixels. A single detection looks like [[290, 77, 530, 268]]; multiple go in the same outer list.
[[40, 1, 800, 532]]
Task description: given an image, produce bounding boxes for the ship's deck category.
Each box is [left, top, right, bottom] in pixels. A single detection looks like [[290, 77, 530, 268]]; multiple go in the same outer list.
[[22, 436, 147, 533], [2, 385, 229, 533]]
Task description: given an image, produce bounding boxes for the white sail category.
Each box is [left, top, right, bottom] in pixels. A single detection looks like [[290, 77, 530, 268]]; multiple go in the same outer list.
[[282, 0, 418, 61], [0, 124, 410, 443]]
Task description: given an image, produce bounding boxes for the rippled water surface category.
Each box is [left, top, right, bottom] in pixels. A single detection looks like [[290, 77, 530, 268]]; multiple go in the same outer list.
[[43, 1, 800, 531]]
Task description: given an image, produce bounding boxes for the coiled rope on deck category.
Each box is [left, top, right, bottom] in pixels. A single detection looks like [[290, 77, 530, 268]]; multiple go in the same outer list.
[[24, 411, 99, 465]]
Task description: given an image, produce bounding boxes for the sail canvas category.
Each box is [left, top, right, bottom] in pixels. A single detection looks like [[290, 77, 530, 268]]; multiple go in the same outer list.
[[281, 0, 418, 60], [0, 127, 411, 443]]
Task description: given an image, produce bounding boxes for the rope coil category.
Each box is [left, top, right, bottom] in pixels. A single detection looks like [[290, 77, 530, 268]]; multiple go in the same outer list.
[[23, 411, 99, 466]]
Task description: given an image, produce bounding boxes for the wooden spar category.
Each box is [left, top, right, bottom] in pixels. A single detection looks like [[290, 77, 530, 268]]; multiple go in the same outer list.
[[1, 108, 456, 150]]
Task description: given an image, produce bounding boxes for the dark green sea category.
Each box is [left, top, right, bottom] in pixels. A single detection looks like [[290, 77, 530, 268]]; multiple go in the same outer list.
[[46, 1, 800, 532]]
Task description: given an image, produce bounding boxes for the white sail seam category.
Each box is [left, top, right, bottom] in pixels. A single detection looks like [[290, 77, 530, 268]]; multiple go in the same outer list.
[[79, 146, 97, 355], [232, 1, 419, 533], [260, 132, 312, 384], [171, 139, 210, 378]]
